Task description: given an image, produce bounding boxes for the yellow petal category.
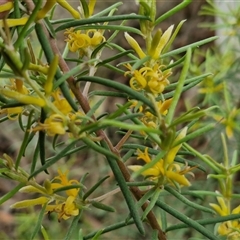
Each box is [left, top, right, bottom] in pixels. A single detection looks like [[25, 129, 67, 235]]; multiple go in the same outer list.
[[128, 165, 142, 173], [57, 0, 80, 19], [124, 32, 146, 59], [88, 0, 96, 16], [152, 25, 174, 59], [10, 197, 49, 209], [166, 171, 191, 186], [0, 2, 13, 13], [0, 89, 46, 107], [19, 186, 47, 194], [165, 127, 187, 164], [36, 0, 56, 21], [0, 17, 29, 27]]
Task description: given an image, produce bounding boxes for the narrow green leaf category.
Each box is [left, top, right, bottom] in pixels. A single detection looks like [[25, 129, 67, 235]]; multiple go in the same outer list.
[[81, 138, 118, 160], [83, 219, 135, 239], [142, 188, 161, 220], [53, 64, 83, 89], [53, 184, 83, 194], [155, 200, 219, 240], [35, 23, 78, 111], [100, 141, 145, 235], [55, 14, 151, 32], [76, 76, 155, 111], [29, 139, 80, 178], [31, 141, 39, 174], [89, 90, 128, 98], [15, 110, 35, 169], [83, 176, 109, 200], [92, 2, 123, 18], [64, 210, 83, 240], [166, 214, 240, 232], [173, 124, 214, 146], [0, 183, 24, 205], [80, 0, 89, 18], [97, 50, 134, 66], [155, 0, 192, 25], [108, 102, 132, 119], [161, 36, 218, 59], [75, 25, 144, 35], [30, 203, 47, 240], [166, 48, 192, 125], [91, 201, 115, 212], [165, 186, 215, 214], [14, 0, 43, 48]]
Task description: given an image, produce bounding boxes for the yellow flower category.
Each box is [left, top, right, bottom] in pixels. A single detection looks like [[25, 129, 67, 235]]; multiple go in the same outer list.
[[46, 195, 79, 221], [52, 90, 72, 115], [36, 0, 80, 21], [51, 169, 80, 197], [32, 114, 66, 136], [149, 25, 174, 59], [198, 76, 223, 94], [124, 32, 146, 59], [213, 108, 240, 139], [126, 63, 171, 95], [0, 106, 23, 120], [157, 98, 172, 115], [64, 28, 105, 54], [210, 196, 240, 238], [125, 25, 174, 60], [128, 146, 191, 187], [11, 170, 81, 221], [0, 89, 45, 107]]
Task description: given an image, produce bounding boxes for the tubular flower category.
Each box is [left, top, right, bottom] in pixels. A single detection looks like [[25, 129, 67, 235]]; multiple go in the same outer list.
[[210, 196, 240, 238], [52, 89, 73, 115], [128, 147, 192, 187], [46, 196, 79, 221], [36, 0, 80, 21], [51, 89, 84, 126], [31, 114, 66, 136], [64, 28, 105, 55], [0, 89, 45, 107], [130, 98, 172, 130], [51, 169, 80, 197], [11, 170, 81, 222], [125, 63, 172, 95], [46, 170, 81, 221], [0, 106, 23, 120], [125, 25, 174, 60]]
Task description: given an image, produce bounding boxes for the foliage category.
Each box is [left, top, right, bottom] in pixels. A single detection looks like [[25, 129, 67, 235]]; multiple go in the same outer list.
[[0, 0, 240, 239]]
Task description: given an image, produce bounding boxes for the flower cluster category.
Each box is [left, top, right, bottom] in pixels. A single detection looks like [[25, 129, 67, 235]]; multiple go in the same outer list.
[[125, 63, 171, 95], [124, 26, 174, 95], [210, 196, 240, 238], [128, 128, 193, 187], [64, 28, 105, 57], [11, 170, 81, 221], [131, 98, 172, 129]]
